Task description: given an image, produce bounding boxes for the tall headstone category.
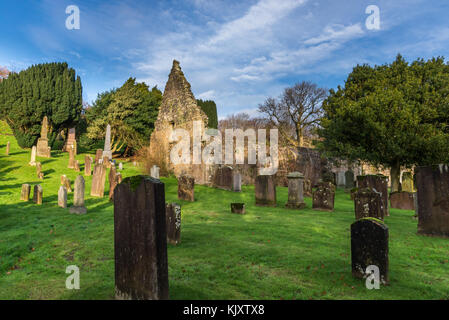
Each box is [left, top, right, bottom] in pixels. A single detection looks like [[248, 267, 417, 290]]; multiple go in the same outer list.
[[354, 188, 384, 220], [64, 128, 77, 154], [401, 171, 414, 192], [166, 203, 181, 245], [416, 165, 449, 237], [285, 172, 306, 209], [390, 192, 415, 210], [357, 175, 389, 217], [232, 173, 242, 192], [114, 176, 169, 300], [351, 218, 389, 285], [178, 174, 195, 202], [68, 145, 76, 169], [91, 164, 107, 197], [312, 182, 335, 212], [345, 170, 355, 189], [20, 184, 31, 201], [84, 156, 92, 176], [255, 175, 276, 207], [36, 116, 51, 158], [70, 176, 87, 214], [58, 186, 67, 208], [337, 171, 346, 187], [33, 185, 43, 205], [151, 165, 160, 179], [109, 165, 119, 201], [95, 149, 103, 164], [6, 141, 10, 156], [29, 146, 37, 166], [102, 124, 112, 160]]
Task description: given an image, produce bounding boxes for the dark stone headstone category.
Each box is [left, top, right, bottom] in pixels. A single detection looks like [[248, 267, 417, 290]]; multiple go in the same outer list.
[[416, 165, 449, 237], [166, 203, 181, 245], [178, 174, 195, 202], [351, 218, 389, 285], [354, 188, 384, 220], [390, 192, 415, 210], [231, 203, 245, 214], [345, 170, 355, 189], [312, 182, 335, 212], [255, 175, 276, 207], [212, 166, 233, 190], [114, 176, 169, 300], [357, 175, 389, 217]]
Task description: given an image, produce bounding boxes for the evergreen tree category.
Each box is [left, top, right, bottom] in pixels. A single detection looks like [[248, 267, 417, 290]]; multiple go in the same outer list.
[[197, 99, 218, 129]]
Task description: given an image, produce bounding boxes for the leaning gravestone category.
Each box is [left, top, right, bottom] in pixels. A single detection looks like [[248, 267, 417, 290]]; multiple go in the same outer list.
[[84, 156, 92, 176], [36, 116, 51, 158], [114, 176, 169, 300], [357, 175, 389, 217], [29, 146, 37, 166], [345, 170, 355, 189], [354, 188, 384, 220], [33, 185, 43, 205], [285, 172, 306, 209], [166, 203, 181, 245], [151, 165, 160, 179], [58, 186, 67, 208], [95, 149, 103, 164], [255, 175, 276, 207], [231, 203, 245, 214], [102, 124, 112, 160], [70, 176, 87, 214], [390, 192, 415, 210], [312, 182, 335, 212], [20, 184, 31, 201], [177, 174, 194, 202], [416, 165, 449, 237], [6, 141, 10, 156], [91, 164, 106, 197], [351, 218, 389, 285], [232, 173, 242, 192], [401, 171, 414, 192]]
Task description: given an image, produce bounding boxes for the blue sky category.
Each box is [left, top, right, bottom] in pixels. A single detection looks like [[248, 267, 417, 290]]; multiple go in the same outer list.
[[1, 0, 449, 118]]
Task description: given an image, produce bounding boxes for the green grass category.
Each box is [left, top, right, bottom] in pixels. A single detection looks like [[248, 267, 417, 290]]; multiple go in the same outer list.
[[0, 132, 448, 300]]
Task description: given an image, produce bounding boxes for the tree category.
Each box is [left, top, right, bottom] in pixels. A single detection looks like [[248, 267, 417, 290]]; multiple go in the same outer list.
[[258, 81, 327, 150], [197, 99, 218, 129], [86, 78, 162, 155], [0, 62, 82, 148], [317, 54, 449, 192]]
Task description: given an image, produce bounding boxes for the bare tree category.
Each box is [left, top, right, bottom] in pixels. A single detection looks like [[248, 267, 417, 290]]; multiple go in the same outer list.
[[0, 66, 10, 82], [258, 81, 327, 148]]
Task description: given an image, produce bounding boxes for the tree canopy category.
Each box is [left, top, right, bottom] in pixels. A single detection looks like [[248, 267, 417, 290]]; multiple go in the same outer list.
[[0, 62, 82, 148], [197, 99, 218, 129], [317, 54, 449, 191], [86, 78, 162, 154]]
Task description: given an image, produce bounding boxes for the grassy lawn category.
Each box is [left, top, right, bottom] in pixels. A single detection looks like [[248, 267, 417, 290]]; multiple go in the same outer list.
[[0, 131, 448, 300]]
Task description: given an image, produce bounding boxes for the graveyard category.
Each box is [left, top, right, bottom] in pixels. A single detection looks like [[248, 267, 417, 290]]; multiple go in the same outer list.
[[1, 126, 448, 300]]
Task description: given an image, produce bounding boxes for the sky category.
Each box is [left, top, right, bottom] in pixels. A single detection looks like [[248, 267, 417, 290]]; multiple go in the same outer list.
[[1, 0, 449, 119]]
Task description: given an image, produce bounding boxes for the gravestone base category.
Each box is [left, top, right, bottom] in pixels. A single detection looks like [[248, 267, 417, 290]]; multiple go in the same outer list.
[[285, 202, 306, 209], [69, 206, 87, 215]]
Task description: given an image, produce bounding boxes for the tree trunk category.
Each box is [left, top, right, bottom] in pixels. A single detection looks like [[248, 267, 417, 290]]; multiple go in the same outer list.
[[297, 126, 303, 147], [390, 162, 401, 193]]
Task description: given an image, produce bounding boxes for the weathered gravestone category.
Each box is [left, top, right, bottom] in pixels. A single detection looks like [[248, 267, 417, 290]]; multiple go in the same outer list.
[[416, 165, 449, 237], [114, 176, 169, 300], [401, 171, 415, 192], [285, 172, 306, 209], [36, 162, 43, 179], [109, 166, 123, 201], [61, 175, 72, 193], [68, 145, 76, 169], [312, 182, 335, 212], [212, 166, 233, 190], [103, 156, 111, 169], [177, 174, 194, 202], [255, 175, 276, 207], [390, 192, 415, 211], [231, 203, 245, 214], [151, 165, 160, 179], [36, 116, 51, 158], [70, 176, 87, 214], [95, 149, 103, 164], [29, 146, 37, 166], [351, 218, 389, 285], [102, 124, 112, 160], [354, 188, 384, 220], [64, 128, 77, 154], [33, 185, 43, 205], [84, 156, 92, 176], [337, 171, 346, 188], [20, 184, 31, 201], [91, 164, 106, 197], [345, 170, 355, 189], [58, 186, 67, 208], [118, 162, 123, 171], [303, 179, 312, 197], [166, 203, 181, 245], [6, 141, 10, 156], [357, 175, 389, 217], [74, 160, 81, 172], [233, 173, 242, 192]]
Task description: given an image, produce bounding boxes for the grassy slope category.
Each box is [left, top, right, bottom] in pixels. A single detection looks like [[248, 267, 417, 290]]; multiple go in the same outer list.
[[0, 129, 448, 300]]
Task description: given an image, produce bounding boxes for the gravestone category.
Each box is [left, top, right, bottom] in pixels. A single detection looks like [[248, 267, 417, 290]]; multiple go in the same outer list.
[[20, 184, 31, 201], [29, 146, 37, 166], [345, 170, 355, 189], [91, 164, 106, 197], [151, 165, 160, 179], [351, 218, 389, 285], [58, 186, 67, 208], [103, 156, 111, 169], [212, 166, 233, 190], [177, 174, 194, 202], [74, 160, 81, 172], [36, 162, 42, 178], [109, 165, 118, 201], [118, 162, 123, 171], [114, 176, 169, 300], [401, 171, 414, 192], [303, 179, 312, 197], [64, 128, 77, 154], [33, 185, 43, 205], [68, 145, 76, 169], [357, 175, 389, 217], [36, 116, 51, 158], [61, 175, 72, 193], [166, 203, 181, 245], [233, 173, 242, 192], [285, 172, 306, 209], [6, 141, 10, 156], [337, 171, 346, 187], [390, 192, 415, 210], [102, 124, 112, 160], [70, 176, 87, 214], [84, 156, 92, 176], [231, 203, 245, 214], [416, 165, 449, 237], [354, 188, 384, 220], [95, 149, 103, 164], [255, 175, 276, 207], [312, 182, 335, 212]]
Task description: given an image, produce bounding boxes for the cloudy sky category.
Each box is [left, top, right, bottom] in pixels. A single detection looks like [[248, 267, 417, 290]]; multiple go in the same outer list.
[[1, 0, 448, 118]]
